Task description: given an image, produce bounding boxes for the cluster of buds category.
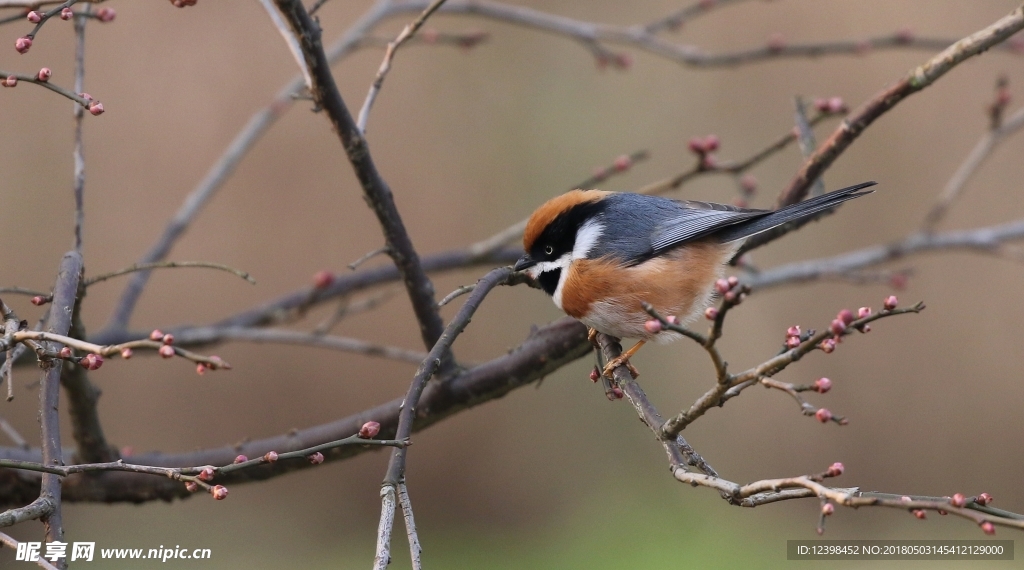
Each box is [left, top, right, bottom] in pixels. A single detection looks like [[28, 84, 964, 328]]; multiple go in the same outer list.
[[813, 96, 847, 114], [151, 329, 177, 358], [714, 276, 746, 306], [784, 325, 802, 349], [688, 134, 720, 169]]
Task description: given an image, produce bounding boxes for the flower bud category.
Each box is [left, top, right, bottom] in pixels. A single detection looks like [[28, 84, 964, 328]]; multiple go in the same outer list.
[[185, 481, 198, 492], [786, 325, 801, 338], [15, 36, 32, 54], [665, 315, 679, 325], [913, 509, 926, 519], [883, 295, 898, 310], [96, 7, 116, 22], [704, 307, 718, 320], [977, 492, 993, 506], [815, 408, 832, 423], [308, 452, 325, 464], [821, 503, 834, 515], [827, 462, 844, 477], [951, 493, 966, 508], [785, 336, 800, 349], [837, 309, 854, 325], [819, 338, 836, 354], [612, 154, 631, 172], [312, 270, 334, 289], [211, 485, 229, 500], [359, 421, 381, 439], [644, 319, 662, 334], [196, 363, 206, 375], [589, 367, 600, 382], [120, 347, 133, 359], [857, 307, 872, 319], [37, 67, 51, 82], [60, 7, 73, 19], [233, 455, 248, 464], [814, 377, 832, 393], [27, 11, 42, 23], [88, 102, 104, 116], [59, 347, 73, 358], [981, 521, 995, 535], [158, 345, 175, 358], [162, 333, 174, 345], [263, 451, 279, 462], [31, 296, 47, 306], [198, 467, 215, 481], [150, 329, 164, 341], [829, 319, 846, 336], [703, 135, 720, 152]]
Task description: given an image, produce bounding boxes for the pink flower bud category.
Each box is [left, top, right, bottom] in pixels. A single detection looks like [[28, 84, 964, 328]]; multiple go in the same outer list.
[[120, 347, 133, 359], [688, 137, 706, 155], [913, 509, 926, 519], [814, 377, 832, 393], [79, 92, 93, 101], [977, 492, 993, 506], [27, 11, 42, 23], [895, 27, 914, 44], [860, 324, 871, 333], [15, 36, 32, 54], [827, 462, 844, 476], [86, 354, 103, 370], [703, 135, 720, 152], [766, 32, 785, 52], [60, 7, 73, 20], [813, 98, 830, 112], [59, 347, 73, 358], [612, 154, 631, 172], [3, 76, 16, 88], [37, 67, 51, 82], [726, 276, 738, 287], [149, 329, 164, 341], [815, 408, 832, 423], [185, 481, 198, 492], [981, 521, 995, 535], [608, 386, 624, 400], [837, 309, 854, 325], [704, 307, 718, 320], [665, 315, 679, 325], [88, 102, 104, 116], [951, 493, 966, 508], [901, 496, 912, 503], [829, 319, 846, 336], [233, 455, 248, 464], [819, 338, 836, 354], [827, 97, 846, 113], [589, 367, 600, 382], [359, 421, 381, 439], [723, 291, 735, 303], [786, 325, 801, 338], [786, 336, 800, 349], [211, 485, 229, 500], [857, 307, 872, 319], [96, 7, 116, 22], [938, 509, 947, 515], [821, 503, 834, 515], [158, 345, 175, 358], [263, 451, 279, 463], [644, 319, 662, 334], [883, 295, 898, 310], [312, 270, 334, 289], [31, 295, 47, 305], [740, 174, 757, 194], [308, 452, 325, 464], [162, 333, 174, 345], [196, 363, 206, 375], [198, 467, 215, 481]]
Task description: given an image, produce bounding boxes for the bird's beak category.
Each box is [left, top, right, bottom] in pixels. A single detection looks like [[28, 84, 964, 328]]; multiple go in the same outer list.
[[513, 254, 537, 273]]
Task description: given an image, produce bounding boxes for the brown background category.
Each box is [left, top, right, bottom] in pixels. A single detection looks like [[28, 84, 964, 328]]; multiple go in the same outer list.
[[2, 1, 1023, 568]]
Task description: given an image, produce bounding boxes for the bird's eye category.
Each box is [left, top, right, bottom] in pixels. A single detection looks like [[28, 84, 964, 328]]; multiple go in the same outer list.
[[544, 245, 554, 256]]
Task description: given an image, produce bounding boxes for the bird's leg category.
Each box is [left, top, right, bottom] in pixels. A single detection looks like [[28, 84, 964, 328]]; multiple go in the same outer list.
[[603, 340, 645, 379], [587, 327, 601, 349]]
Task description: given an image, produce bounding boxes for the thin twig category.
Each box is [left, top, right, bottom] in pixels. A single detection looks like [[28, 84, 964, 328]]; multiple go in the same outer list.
[[84, 261, 255, 287], [72, 3, 86, 253], [922, 105, 1024, 231], [357, 0, 448, 133], [175, 327, 428, 365], [373, 484, 397, 570]]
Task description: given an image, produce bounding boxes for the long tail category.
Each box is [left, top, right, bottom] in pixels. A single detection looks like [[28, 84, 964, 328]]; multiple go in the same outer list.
[[715, 181, 877, 243]]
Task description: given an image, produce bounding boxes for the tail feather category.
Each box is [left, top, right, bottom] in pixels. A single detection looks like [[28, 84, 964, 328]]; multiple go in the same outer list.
[[715, 181, 876, 243]]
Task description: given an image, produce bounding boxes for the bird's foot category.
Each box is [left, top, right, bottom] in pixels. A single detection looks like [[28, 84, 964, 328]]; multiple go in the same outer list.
[[587, 327, 601, 349], [602, 355, 640, 379]]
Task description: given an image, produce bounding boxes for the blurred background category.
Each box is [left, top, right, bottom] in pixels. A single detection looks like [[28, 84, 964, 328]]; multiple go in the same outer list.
[[2, 0, 1024, 567]]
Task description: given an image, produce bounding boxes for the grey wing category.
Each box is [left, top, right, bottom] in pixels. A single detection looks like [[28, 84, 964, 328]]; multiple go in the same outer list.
[[650, 200, 768, 252]]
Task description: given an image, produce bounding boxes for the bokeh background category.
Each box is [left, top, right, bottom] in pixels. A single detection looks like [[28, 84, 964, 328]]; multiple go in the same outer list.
[[2, 0, 1024, 568]]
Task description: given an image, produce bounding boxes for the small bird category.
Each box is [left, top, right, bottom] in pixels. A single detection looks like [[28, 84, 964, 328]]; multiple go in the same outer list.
[[513, 182, 876, 377]]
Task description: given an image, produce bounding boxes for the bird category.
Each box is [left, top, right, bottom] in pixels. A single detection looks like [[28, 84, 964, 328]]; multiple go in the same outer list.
[[512, 182, 876, 378]]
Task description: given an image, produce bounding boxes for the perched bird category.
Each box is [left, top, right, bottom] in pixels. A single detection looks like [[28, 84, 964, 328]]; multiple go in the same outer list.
[[513, 182, 876, 377]]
